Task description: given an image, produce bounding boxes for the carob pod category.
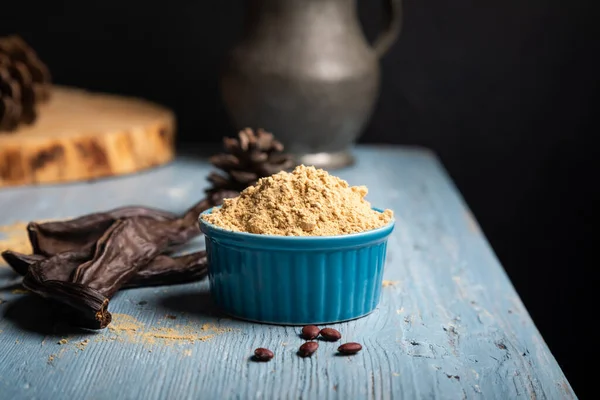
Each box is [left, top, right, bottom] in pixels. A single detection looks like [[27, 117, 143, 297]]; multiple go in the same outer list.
[[21, 249, 112, 328], [23, 267, 112, 328], [23, 218, 168, 329], [122, 252, 208, 288], [1, 250, 208, 289], [1, 251, 46, 276], [69, 218, 166, 297], [26, 192, 235, 257], [4, 191, 236, 329], [23, 251, 90, 281], [27, 206, 177, 256]]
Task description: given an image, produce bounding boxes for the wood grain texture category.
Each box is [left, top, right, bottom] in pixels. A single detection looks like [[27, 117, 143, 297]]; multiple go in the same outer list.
[[0, 146, 576, 400], [0, 85, 175, 188]]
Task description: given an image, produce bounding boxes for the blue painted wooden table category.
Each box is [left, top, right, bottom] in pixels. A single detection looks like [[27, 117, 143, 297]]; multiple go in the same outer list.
[[0, 146, 575, 399]]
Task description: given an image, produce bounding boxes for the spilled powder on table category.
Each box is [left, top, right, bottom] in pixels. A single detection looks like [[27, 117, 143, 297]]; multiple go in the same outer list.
[[104, 313, 234, 345], [47, 347, 68, 364], [109, 313, 142, 331], [106, 313, 143, 343], [146, 327, 212, 343], [76, 339, 90, 351], [47, 338, 92, 361]]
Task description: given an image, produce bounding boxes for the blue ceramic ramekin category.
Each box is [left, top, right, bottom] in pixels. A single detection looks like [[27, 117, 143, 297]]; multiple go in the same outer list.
[[198, 207, 395, 325]]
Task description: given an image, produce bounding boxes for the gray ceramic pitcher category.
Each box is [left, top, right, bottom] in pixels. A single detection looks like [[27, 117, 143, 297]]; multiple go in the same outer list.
[[219, 0, 402, 169]]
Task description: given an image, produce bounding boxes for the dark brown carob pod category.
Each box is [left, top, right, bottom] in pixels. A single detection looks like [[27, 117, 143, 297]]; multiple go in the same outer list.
[[122, 252, 208, 288], [26, 206, 177, 256], [69, 218, 168, 297], [22, 218, 168, 329], [0, 251, 46, 276], [2, 250, 208, 290], [26, 192, 235, 258], [5, 199, 220, 329], [23, 270, 112, 329]]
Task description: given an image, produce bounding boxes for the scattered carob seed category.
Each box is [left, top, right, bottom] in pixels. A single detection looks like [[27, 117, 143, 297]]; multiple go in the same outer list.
[[253, 348, 274, 362], [319, 328, 342, 341], [298, 342, 318, 357], [338, 342, 362, 355], [301, 325, 320, 340]]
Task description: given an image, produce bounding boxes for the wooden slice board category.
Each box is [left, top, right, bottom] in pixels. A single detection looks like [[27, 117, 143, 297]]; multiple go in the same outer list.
[[0, 85, 176, 188]]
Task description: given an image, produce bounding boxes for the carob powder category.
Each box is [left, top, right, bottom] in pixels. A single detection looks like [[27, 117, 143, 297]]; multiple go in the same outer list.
[[202, 165, 393, 236]]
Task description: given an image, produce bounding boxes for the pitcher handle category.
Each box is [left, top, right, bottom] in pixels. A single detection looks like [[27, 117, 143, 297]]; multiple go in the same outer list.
[[372, 0, 403, 58]]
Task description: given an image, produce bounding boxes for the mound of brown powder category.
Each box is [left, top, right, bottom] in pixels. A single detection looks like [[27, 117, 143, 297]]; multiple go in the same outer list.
[[202, 165, 393, 236]]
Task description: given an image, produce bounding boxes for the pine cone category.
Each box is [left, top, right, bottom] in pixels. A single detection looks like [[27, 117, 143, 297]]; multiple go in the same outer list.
[[0, 35, 52, 132], [206, 128, 295, 196]]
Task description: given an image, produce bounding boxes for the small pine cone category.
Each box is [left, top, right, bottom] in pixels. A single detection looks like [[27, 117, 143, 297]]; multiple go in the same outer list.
[[206, 128, 295, 195], [0, 35, 51, 101], [0, 57, 23, 131], [0, 35, 52, 132], [0, 96, 22, 132]]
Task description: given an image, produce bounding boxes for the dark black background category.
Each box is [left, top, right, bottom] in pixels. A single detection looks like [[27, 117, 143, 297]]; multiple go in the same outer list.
[[2, 0, 597, 395]]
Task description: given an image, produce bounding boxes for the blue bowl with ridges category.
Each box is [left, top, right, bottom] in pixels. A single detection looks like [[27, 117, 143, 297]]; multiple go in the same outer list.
[[198, 207, 395, 325]]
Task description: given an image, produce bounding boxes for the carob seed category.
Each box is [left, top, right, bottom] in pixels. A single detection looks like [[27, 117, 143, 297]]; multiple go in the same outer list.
[[338, 342, 362, 355], [298, 341, 319, 357], [319, 327, 342, 341], [253, 348, 274, 361], [301, 325, 320, 340]]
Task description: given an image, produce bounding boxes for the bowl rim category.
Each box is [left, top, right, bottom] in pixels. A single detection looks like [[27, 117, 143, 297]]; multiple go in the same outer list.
[[198, 206, 395, 242]]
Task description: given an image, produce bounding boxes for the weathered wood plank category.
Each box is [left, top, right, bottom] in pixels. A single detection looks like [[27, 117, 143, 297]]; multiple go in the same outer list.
[[0, 146, 576, 399]]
